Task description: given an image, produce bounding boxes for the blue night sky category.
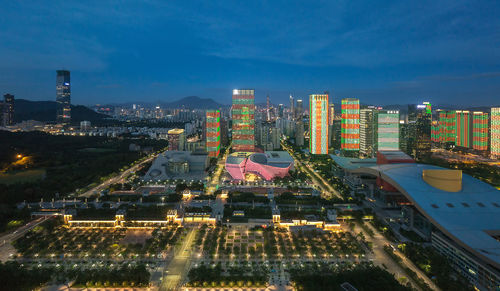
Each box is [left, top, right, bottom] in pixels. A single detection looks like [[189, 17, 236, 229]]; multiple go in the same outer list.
[[1, 1, 500, 106]]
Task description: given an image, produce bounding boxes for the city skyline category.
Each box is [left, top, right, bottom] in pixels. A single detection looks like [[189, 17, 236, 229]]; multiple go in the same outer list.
[[1, 1, 500, 105]]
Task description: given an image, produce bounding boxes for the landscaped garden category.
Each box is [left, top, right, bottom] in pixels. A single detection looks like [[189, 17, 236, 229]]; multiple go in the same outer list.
[[193, 225, 365, 261], [13, 220, 183, 259]]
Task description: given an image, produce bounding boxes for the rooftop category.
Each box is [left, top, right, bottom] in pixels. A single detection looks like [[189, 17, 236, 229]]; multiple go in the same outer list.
[[330, 155, 377, 170], [352, 163, 500, 269]]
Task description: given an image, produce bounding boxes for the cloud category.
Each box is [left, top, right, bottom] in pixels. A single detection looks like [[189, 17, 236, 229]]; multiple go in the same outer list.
[[165, 1, 500, 67]]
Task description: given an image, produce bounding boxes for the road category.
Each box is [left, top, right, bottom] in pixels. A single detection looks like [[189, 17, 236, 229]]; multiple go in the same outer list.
[[281, 141, 342, 199], [0, 216, 50, 262], [160, 228, 197, 291], [206, 147, 231, 195], [354, 221, 440, 291], [78, 153, 158, 198]]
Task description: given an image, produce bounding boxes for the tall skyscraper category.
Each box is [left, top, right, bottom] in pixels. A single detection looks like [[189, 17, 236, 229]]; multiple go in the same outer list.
[[266, 95, 271, 122], [309, 94, 329, 154], [56, 70, 71, 123], [472, 112, 488, 151], [295, 120, 304, 146], [455, 110, 472, 148], [341, 98, 360, 152], [359, 108, 377, 157], [3, 94, 14, 126], [278, 104, 284, 118], [378, 110, 400, 151], [232, 89, 255, 152], [296, 99, 303, 119], [407, 103, 432, 160], [328, 103, 335, 126], [491, 108, 500, 158], [289, 95, 294, 118], [206, 110, 221, 157]]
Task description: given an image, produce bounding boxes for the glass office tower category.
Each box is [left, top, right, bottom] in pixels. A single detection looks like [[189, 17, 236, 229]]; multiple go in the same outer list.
[[359, 108, 377, 157], [56, 70, 71, 124], [378, 110, 400, 151]]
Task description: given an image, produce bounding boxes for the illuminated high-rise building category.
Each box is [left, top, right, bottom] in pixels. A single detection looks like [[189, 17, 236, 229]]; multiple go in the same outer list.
[[56, 70, 71, 123], [289, 95, 294, 118], [491, 107, 500, 158], [359, 108, 377, 157], [3, 94, 14, 126], [472, 112, 488, 151], [455, 110, 472, 148], [206, 110, 221, 157], [440, 110, 456, 144], [431, 120, 441, 143], [309, 94, 329, 154], [232, 89, 255, 152], [328, 103, 335, 126], [341, 98, 360, 151], [378, 110, 400, 151]]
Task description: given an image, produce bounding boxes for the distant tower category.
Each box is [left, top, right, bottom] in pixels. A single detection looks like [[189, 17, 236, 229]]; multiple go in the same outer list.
[[206, 110, 221, 157], [289, 95, 294, 118], [309, 94, 329, 154], [472, 112, 488, 151], [266, 94, 271, 122], [56, 70, 71, 124], [328, 103, 335, 126], [296, 99, 303, 119], [491, 107, 500, 159], [3, 94, 14, 126]]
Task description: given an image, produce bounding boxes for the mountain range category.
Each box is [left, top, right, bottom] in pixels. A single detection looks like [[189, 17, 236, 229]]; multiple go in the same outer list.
[[13, 99, 108, 123]]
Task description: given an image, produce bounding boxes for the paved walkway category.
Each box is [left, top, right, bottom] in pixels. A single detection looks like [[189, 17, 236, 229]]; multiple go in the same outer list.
[[160, 228, 197, 291]]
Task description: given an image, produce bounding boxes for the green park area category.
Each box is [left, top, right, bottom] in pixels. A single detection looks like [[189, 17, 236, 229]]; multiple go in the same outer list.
[[0, 131, 167, 231], [0, 261, 150, 290], [0, 169, 46, 185], [290, 262, 412, 291]]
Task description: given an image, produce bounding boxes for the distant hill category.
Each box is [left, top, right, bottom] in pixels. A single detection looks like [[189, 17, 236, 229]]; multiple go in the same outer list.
[[160, 96, 223, 109], [14, 99, 109, 123]]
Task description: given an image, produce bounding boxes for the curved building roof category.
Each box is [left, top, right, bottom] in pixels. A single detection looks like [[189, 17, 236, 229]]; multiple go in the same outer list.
[[352, 163, 500, 269]]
